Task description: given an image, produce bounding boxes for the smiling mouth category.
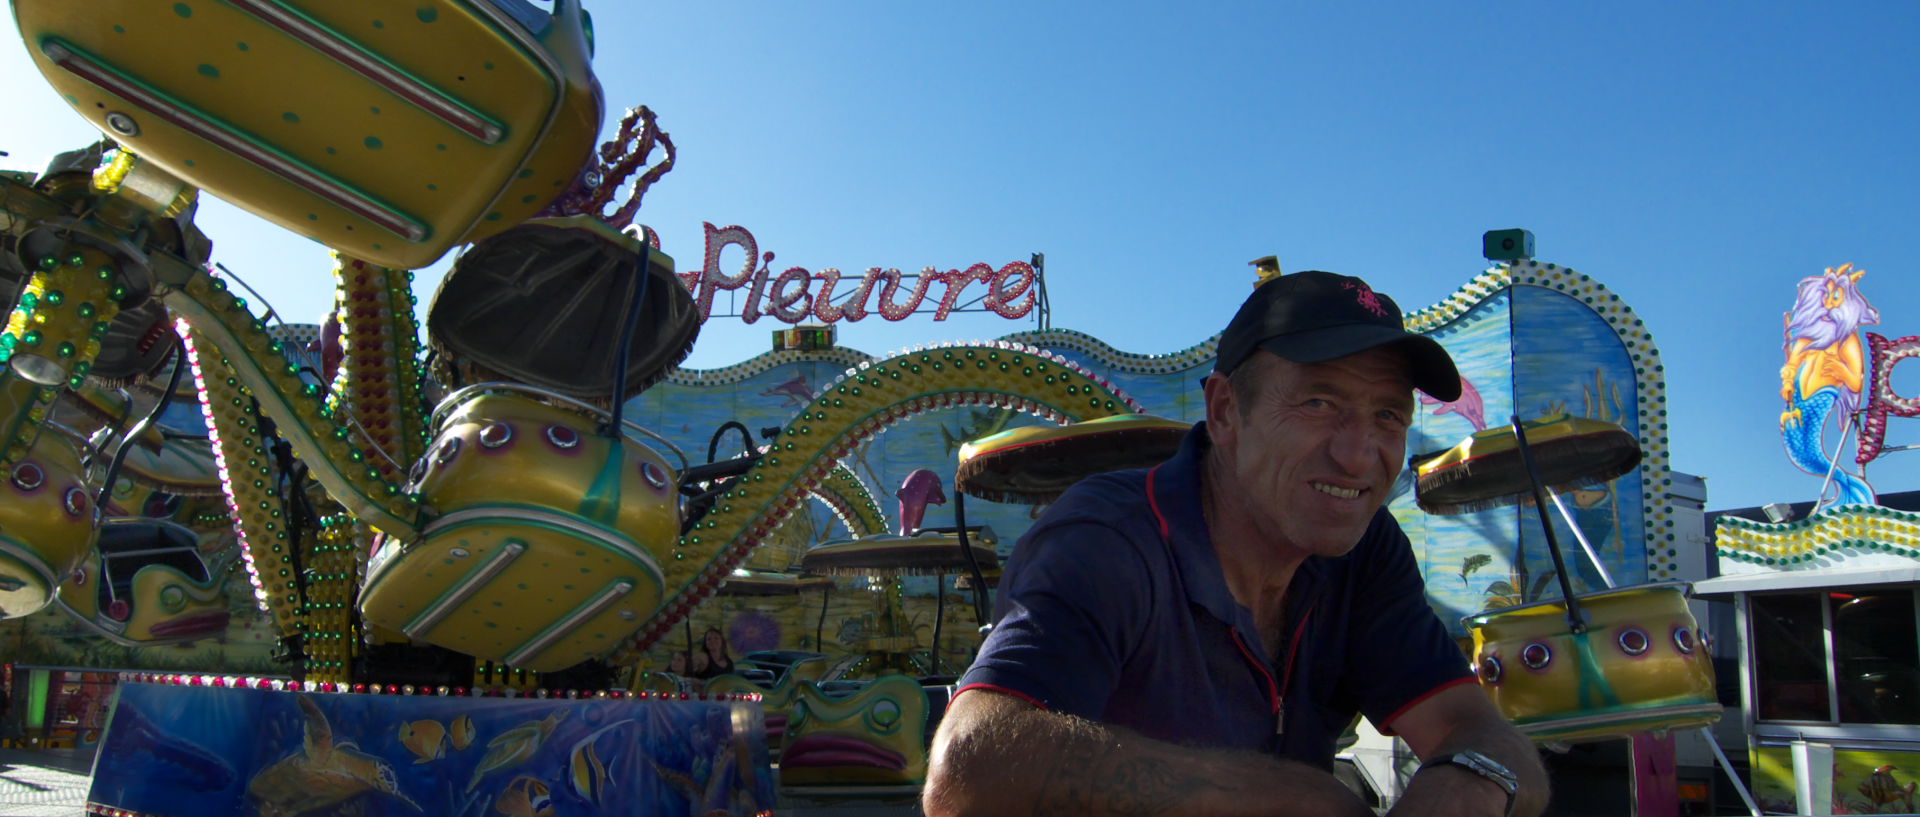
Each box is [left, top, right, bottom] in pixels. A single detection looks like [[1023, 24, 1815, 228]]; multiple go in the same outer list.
[[1311, 482, 1363, 499]]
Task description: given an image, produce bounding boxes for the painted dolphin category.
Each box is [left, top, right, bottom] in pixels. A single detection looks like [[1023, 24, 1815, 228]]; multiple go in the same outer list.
[[896, 469, 947, 536], [1419, 373, 1486, 431], [760, 371, 814, 407]]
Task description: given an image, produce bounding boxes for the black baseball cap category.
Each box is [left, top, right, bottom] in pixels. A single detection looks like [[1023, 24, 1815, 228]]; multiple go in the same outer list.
[[1213, 270, 1461, 402]]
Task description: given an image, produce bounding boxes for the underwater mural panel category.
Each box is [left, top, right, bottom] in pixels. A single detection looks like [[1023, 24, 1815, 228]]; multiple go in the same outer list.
[[89, 680, 776, 817], [1399, 263, 1672, 633], [1753, 746, 1920, 815]]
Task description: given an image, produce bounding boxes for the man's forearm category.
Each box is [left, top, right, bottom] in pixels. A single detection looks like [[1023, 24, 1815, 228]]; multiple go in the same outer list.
[[925, 691, 1373, 817], [1391, 719, 1549, 817]]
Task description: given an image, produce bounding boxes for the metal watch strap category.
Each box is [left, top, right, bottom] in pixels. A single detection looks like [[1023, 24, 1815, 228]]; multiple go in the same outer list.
[[1418, 751, 1517, 817]]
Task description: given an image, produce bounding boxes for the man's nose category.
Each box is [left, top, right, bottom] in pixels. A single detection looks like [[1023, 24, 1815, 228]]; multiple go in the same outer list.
[[1328, 418, 1387, 475]]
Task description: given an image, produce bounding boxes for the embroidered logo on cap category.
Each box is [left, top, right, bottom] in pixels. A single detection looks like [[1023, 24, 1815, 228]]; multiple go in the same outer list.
[[1343, 281, 1387, 317]]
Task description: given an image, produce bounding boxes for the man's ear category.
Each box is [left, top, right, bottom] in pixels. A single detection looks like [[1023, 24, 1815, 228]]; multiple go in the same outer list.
[[1202, 372, 1237, 448]]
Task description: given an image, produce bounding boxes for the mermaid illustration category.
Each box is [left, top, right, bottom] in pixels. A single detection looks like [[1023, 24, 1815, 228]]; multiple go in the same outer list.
[[1781, 263, 1878, 507]]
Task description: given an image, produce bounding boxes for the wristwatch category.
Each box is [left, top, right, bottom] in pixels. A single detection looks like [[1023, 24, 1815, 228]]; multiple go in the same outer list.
[[1418, 750, 1518, 817]]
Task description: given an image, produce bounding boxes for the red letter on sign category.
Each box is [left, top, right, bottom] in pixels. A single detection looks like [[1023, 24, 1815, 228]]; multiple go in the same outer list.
[[985, 261, 1037, 319], [1859, 332, 1920, 464], [694, 224, 762, 323]]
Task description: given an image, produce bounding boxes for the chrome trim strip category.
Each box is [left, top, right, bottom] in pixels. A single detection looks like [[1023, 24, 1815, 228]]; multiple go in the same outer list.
[[0, 539, 58, 588], [503, 579, 634, 666], [401, 540, 524, 638], [226, 0, 503, 143], [1514, 702, 1724, 736], [42, 39, 429, 242]]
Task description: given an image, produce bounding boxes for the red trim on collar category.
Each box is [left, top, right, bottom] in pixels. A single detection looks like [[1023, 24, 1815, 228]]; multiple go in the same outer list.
[[1279, 605, 1315, 702], [953, 682, 1050, 711], [1144, 464, 1170, 540], [1377, 676, 1480, 735], [1229, 629, 1281, 715]]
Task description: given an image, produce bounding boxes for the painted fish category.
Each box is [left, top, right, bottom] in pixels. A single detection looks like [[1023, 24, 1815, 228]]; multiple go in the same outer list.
[[449, 714, 476, 751], [468, 710, 568, 792], [938, 408, 1016, 455], [1859, 765, 1917, 809], [399, 719, 446, 763], [564, 719, 633, 805], [494, 776, 554, 817], [569, 739, 610, 805]]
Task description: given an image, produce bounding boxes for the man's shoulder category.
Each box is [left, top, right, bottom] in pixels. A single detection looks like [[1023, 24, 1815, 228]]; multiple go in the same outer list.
[[1009, 468, 1170, 568], [1033, 467, 1157, 531]]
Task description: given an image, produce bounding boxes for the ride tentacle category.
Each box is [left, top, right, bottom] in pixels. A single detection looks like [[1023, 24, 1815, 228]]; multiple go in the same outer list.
[[0, 246, 126, 465], [157, 270, 421, 539], [178, 323, 303, 637], [327, 256, 432, 484], [304, 515, 362, 684], [0, 245, 129, 617], [625, 341, 1141, 654], [809, 462, 888, 539]]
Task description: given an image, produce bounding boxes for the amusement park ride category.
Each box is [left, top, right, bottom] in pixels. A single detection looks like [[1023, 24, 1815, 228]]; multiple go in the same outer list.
[[0, 1, 1154, 812], [8, 2, 1900, 816]]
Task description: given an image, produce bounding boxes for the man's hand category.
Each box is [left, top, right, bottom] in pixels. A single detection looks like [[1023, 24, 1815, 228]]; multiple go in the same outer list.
[[924, 688, 1375, 817], [1383, 683, 1547, 817]]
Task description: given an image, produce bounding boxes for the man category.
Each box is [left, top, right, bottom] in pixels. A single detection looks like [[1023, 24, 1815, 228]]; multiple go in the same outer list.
[[924, 271, 1547, 817]]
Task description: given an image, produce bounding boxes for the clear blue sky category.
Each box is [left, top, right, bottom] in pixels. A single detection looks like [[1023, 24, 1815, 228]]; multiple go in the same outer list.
[[4, 1, 1918, 513]]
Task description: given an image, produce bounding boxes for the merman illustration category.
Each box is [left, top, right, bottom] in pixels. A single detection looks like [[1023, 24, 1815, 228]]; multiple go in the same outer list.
[[1781, 263, 1878, 507]]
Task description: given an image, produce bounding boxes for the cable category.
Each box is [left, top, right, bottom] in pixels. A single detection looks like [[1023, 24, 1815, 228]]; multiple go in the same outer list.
[[604, 243, 653, 438], [707, 421, 755, 464], [92, 345, 186, 518]]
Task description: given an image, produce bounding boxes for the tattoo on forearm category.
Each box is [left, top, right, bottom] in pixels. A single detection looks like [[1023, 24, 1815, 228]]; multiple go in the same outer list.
[[1032, 744, 1232, 817], [1105, 756, 1204, 817], [1032, 741, 1103, 817]]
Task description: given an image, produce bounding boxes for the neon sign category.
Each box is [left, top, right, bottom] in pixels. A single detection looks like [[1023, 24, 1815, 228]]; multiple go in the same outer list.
[[678, 224, 1038, 324], [1859, 332, 1920, 464]]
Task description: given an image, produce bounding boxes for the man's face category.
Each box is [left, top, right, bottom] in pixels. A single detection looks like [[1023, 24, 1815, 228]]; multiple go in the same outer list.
[[1208, 347, 1414, 559]]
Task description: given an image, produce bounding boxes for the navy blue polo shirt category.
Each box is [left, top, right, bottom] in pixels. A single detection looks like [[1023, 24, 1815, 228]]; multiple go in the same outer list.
[[957, 422, 1475, 768]]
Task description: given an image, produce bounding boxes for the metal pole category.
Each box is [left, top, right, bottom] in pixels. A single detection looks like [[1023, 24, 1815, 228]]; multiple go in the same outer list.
[[1510, 416, 1586, 633], [1547, 491, 1616, 589], [1702, 727, 1761, 817], [931, 572, 945, 676], [952, 490, 993, 628]]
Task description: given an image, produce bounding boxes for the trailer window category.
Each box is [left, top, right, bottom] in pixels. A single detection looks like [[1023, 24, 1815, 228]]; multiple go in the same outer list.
[[1750, 593, 1830, 721], [1830, 591, 1920, 724]]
